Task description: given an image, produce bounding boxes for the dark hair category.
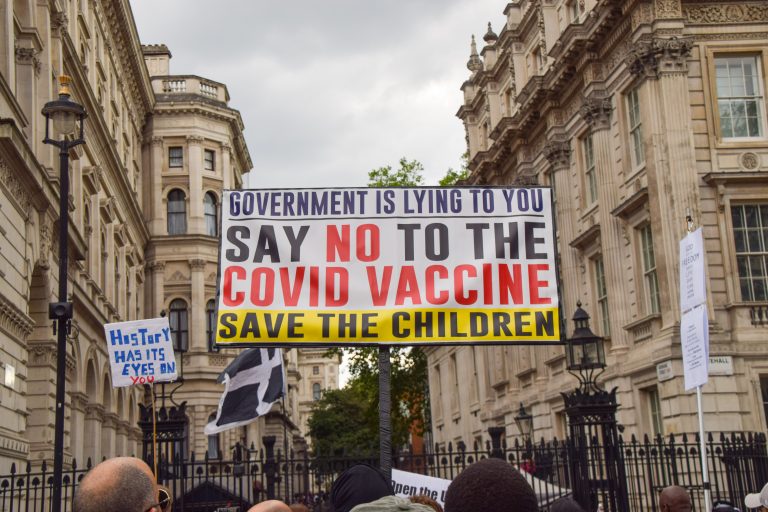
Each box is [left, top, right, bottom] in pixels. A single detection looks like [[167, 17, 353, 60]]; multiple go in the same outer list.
[[551, 497, 586, 512], [74, 462, 155, 512], [444, 458, 537, 512], [411, 495, 444, 512], [330, 464, 393, 512]]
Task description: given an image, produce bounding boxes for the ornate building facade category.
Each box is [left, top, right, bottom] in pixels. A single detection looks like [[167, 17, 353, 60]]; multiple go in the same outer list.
[[427, 0, 768, 447], [0, 0, 339, 472]]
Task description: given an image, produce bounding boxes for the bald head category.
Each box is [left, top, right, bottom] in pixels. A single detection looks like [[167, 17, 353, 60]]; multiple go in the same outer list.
[[660, 486, 692, 512], [289, 504, 310, 512], [248, 500, 292, 512], [74, 457, 157, 512]]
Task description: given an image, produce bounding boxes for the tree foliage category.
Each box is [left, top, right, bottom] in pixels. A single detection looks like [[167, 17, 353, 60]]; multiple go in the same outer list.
[[307, 383, 378, 455], [439, 152, 470, 186], [367, 157, 425, 187]]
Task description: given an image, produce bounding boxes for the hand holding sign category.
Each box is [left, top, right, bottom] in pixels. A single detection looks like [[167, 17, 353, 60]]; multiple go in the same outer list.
[[104, 317, 178, 387]]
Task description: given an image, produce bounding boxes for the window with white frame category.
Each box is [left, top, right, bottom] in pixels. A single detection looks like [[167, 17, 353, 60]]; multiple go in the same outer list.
[[207, 413, 220, 458], [169, 299, 189, 352], [568, 0, 584, 23], [644, 387, 664, 437], [594, 256, 610, 336], [312, 383, 321, 401], [715, 55, 765, 139], [639, 224, 661, 314], [169, 147, 183, 168], [167, 189, 187, 235], [583, 134, 597, 205], [206, 299, 218, 352], [627, 88, 645, 167], [204, 192, 218, 237], [204, 149, 215, 171], [731, 204, 768, 301]]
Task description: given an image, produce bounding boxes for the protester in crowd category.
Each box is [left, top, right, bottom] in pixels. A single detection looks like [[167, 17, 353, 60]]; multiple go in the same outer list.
[[330, 464, 394, 512], [713, 500, 741, 512], [248, 500, 292, 512], [745, 483, 768, 511], [350, 495, 434, 512], [520, 453, 536, 474], [660, 486, 693, 512], [550, 496, 586, 512], [443, 457, 537, 512], [73, 457, 163, 512], [410, 495, 443, 512]]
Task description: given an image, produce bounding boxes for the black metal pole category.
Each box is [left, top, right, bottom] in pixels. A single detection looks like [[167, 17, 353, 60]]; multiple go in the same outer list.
[[51, 145, 72, 512], [378, 346, 392, 478]]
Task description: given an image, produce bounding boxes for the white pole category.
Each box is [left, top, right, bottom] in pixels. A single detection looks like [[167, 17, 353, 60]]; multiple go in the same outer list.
[[696, 385, 712, 512]]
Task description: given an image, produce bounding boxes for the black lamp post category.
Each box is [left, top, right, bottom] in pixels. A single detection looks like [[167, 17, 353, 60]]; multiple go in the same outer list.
[[514, 403, 533, 442], [562, 303, 627, 512], [41, 75, 86, 512], [564, 302, 606, 393]]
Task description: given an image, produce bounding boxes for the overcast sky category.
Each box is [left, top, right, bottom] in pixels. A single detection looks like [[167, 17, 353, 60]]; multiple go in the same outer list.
[[130, 1, 505, 189]]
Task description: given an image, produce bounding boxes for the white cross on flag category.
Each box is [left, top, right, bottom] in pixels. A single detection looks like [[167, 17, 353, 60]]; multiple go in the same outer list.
[[204, 348, 286, 434]]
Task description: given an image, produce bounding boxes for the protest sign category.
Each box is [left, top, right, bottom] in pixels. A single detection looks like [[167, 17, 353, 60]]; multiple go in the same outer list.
[[681, 304, 709, 391], [214, 187, 559, 346], [679, 228, 706, 313], [104, 317, 178, 387], [392, 469, 450, 506]]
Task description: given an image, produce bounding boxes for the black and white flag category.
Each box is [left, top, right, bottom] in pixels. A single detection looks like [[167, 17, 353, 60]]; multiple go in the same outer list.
[[204, 348, 285, 434]]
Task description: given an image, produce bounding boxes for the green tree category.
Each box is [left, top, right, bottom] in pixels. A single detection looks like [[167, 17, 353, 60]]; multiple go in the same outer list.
[[307, 383, 378, 455], [439, 151, 470, 186], [367, 157, 425, 187]]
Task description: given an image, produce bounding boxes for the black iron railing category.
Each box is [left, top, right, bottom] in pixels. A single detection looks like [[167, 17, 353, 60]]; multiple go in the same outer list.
[[2, 432, 766, 512]]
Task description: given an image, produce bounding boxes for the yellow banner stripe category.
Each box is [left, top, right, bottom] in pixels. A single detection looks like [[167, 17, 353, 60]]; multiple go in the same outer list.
[[215, 307, 560, 344]]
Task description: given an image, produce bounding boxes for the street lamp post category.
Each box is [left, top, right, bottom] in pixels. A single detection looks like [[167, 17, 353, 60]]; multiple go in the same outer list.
[[561, 303, 627, 512], [514, 403, 534, 442], [41, 75, 87, 512]]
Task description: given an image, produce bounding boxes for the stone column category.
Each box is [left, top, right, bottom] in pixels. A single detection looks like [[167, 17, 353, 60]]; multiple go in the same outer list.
[[579, 93, 629, 353], [14, 45, 40, 145], [543, 139, 576, 329], [69, 392, 88, 464], [221, 143, 232, 189], [626, 37, 697, 327], [189, 258, 207, 351], [84, 404, 104, 462], [187, 136, 204, 233], [101, 412, 118, 458], [151, 137, 165, 234], [148, 261, 166, 315]]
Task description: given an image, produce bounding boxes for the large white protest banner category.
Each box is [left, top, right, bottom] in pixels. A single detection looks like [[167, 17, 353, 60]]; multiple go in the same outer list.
[[215, 187, 559, 346], [104, 317, 178, 387]]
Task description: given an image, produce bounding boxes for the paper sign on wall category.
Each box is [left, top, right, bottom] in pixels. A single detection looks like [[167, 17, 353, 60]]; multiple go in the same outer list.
[[104, 317, 178, 387]]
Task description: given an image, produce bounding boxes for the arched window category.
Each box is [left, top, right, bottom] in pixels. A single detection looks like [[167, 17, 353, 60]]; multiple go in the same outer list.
[[169, 299, 188, 352], [207, 413, 220, 459], [204, 192, 218, 236], [312, 383, 321, 401], [206, 299, 218, 352], [167, 189, 187, 235]]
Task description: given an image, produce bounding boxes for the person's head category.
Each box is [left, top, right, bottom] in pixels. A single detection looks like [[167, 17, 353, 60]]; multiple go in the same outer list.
[[290, 504, 311, 512], [660, 486, 692, 512], [551, 497, 586, 512], [248, 500, 292, 512], [745, 483, 768, 511], [444, 457, 537, 512], [74, 457, 162, 512], [410, 495, 443, 512], [713, 500, 741, 512], [330, 464, 393, 512], [350, 496, 434, 512]]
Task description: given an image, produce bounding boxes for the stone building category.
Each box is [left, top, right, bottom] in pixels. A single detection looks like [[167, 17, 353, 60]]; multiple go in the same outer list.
[[0, 0, 339, 473], [426, 0, 768, 447], [296, 348, 342, 440]]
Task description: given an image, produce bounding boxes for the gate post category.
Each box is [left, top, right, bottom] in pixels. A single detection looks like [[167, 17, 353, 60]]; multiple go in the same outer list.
[[488, 427, 506, 460], [263, 436, 277, 500]]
